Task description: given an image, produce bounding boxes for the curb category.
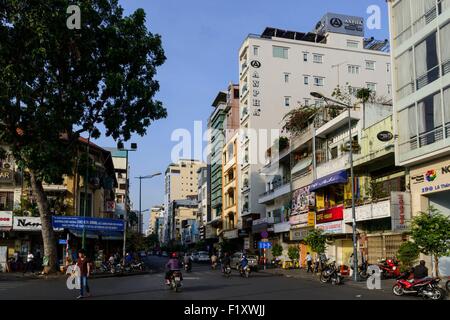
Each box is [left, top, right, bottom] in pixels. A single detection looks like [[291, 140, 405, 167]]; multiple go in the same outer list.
[[1, 270, 156, 281]]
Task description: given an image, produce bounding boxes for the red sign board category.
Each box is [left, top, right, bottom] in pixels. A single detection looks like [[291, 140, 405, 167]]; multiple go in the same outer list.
[[316, 206, 344, 224]]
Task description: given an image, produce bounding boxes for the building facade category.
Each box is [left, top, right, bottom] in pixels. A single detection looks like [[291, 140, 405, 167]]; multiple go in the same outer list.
[[162, 159, 205, 243], [388, 0, 450, 275], [238, 12, 392, 252]]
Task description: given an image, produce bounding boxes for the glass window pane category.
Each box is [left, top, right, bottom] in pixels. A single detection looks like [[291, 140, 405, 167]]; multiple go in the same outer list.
[[440, 23, 450, 75], [393, 0, 412, 47], [417, 91, 443, 145], [415, 32, 439, 90]]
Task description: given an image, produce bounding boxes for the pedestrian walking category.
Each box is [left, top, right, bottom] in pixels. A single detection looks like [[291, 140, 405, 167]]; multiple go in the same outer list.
[[24, 251, 35, 274], [76, 249, 91, 299], [305, 252, 313, 273]]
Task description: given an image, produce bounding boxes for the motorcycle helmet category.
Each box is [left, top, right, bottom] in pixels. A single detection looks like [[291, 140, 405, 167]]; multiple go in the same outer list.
[[171, 252, 177, 258]]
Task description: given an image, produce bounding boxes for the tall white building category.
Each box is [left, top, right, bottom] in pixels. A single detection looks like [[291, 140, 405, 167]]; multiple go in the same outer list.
[[388, 0, 450, 275], [238, 13, 393, 237]]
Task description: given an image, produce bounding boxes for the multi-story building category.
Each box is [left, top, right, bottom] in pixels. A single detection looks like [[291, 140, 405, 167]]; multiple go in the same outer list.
[[206, 85, 240, 248], [170, 199, 198, 245], [0, 139, 118, 263], [106, 148, 129, 220], [197, 166, 210, 241], [238, 12, 392, 245], [147, 205, 164, 236], [162, 159, 205, 243], [388, 0, 450, 275]]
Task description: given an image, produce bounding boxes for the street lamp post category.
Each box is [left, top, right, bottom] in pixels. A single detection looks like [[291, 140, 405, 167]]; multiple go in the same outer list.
[[117, 142, 137, 264], [135, 173, 162, 235], [311, 92, 359, 282], [82, 130, 91, 250]]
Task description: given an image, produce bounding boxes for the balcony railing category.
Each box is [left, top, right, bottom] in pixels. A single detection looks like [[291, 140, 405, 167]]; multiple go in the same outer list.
[[258, 179, 291, 204]]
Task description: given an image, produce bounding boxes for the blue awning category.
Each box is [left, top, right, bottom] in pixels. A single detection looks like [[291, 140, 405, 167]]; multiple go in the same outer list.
[[310, 170, 348, 191]]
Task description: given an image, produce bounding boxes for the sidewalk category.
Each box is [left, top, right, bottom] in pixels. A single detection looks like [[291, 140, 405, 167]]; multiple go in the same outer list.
[[0, 269, 155, 281], [259, 267, 396, 291]]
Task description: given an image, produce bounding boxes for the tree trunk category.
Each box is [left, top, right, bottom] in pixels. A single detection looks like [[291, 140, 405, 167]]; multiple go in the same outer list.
[[434, 255, 440, 277], [29, 171, 58, 273]]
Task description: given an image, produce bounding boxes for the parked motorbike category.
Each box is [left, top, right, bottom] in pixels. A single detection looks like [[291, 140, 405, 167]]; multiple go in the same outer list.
[[320, 261, 343, 285], [378, 258, 401, 279], [393, 272, 445, 300], [445, 277, 450, 293], [131, 261, 145, 272], [239, 265, 251, 278], [167, 270, 183, 292]]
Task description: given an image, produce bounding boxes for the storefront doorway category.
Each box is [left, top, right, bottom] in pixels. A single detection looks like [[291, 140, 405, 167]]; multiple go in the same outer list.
[[428, 190, 450, 214]]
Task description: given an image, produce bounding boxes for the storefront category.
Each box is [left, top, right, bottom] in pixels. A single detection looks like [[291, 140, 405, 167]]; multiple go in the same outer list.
[[409, 156, 450, 275]]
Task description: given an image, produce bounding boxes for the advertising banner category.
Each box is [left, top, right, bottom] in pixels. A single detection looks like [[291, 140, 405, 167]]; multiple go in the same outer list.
[[52, 216, 124, 232], [316, 206, 344, 224]]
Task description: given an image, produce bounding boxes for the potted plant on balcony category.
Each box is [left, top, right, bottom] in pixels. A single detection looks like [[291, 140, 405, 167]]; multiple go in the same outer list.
[[278, 136, 289, 151], [282, 106, 318, 136]]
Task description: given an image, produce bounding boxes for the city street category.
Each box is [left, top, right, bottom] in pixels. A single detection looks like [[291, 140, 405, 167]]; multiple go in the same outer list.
[[0, 257, 413, 300]]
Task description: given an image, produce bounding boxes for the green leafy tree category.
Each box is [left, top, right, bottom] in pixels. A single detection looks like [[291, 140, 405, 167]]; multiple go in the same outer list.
[[397, 241, 420, 271], [305, 229, 327, 254], [287, 246, 299, 261], [0, 1, 166, 272], [410, 207, 450, 277], [271, 244, 283, 258]]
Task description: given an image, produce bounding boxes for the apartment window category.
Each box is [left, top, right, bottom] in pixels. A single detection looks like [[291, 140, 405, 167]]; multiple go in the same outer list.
[[418, 91, 443, 146], [304, 99, 310, 106], [411, 0, 437, 35], [365, 60, 375, 70], [348, 65, 360, 74], [284, 97, 291, 107], [253, 46, 259, 56], [79, 192, 93, 217], [304, 76, 309, 85], [273, 46, 289, 59], [392, 0, 412, 47], [367, 82, 377, 92], [0, 192, 14, 211], [315, 99, 325, 107], [303, 52, 308, 62], [330, 147, 338, 160], [313, 54, 323, 64], [415, 31, 439, 90], [440, 22, 450, 75], [349, 86, 359, 97], [347, 40, 359, 48], [395, 49, 414, 99], [284, 73, 290, 83], [313, 77, 324, 86], [445, 87, 450, 136]]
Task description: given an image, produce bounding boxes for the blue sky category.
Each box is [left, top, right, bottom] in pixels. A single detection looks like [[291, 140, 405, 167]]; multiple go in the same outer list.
[[94, 0, 390, 231]]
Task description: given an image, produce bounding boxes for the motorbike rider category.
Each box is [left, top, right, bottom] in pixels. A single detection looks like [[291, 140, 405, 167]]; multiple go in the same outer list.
[[183, 253, 192, 270], [239, 254, 249, 274], [221, 252, 231, 272], [413, 260, 429, 280], [165, 252, 182, 284], [211, 253, 218, 268]]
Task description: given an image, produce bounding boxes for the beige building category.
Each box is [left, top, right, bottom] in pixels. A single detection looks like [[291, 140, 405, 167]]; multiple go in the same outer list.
[[162, 159, 205, 243]]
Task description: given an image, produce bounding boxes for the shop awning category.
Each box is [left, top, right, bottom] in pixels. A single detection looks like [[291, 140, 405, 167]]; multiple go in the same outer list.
[[310, 170, 348, 192], [291, 157, 312, 175]]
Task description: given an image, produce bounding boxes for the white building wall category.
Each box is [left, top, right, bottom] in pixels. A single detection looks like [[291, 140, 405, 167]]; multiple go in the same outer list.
[[238, 29, 392, 219]]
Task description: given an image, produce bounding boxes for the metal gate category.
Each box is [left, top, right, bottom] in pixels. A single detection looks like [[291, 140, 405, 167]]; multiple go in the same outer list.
[[367, 234, 403, 264]]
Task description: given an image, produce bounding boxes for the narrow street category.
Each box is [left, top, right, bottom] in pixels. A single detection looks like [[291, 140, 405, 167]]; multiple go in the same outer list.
[[0, 257, 413, 300]]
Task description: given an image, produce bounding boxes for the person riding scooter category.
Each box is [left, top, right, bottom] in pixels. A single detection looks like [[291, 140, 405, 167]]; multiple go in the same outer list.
[[165, 253, 182, 284], [183, 253, 192, 272], [211, 253, 218, 269], [221, 252, 231, 273], [239, 254, 249, 275]]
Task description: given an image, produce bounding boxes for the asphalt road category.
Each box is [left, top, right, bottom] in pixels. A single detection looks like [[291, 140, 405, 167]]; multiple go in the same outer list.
[[0, 256, 413, 300]]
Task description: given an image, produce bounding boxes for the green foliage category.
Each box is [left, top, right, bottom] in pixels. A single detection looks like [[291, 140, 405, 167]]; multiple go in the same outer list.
[[0, 0, 167, 184], [411, 207, 450, 259], [126, 231, 146, 252], [368, 179, 389, 201], [144, 233, 159, 249], [282, 106, 318, 135], [271, 244, 283, 257], [305, 229, 327, 254], [287, 246, 299, 261], [356, 88, 373, 103], [397, 241, 420, 270]]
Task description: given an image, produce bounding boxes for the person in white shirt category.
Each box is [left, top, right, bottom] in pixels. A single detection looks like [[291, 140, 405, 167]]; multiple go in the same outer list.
[[24, 252, 35, 274], [305, 252, 313, 273]]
